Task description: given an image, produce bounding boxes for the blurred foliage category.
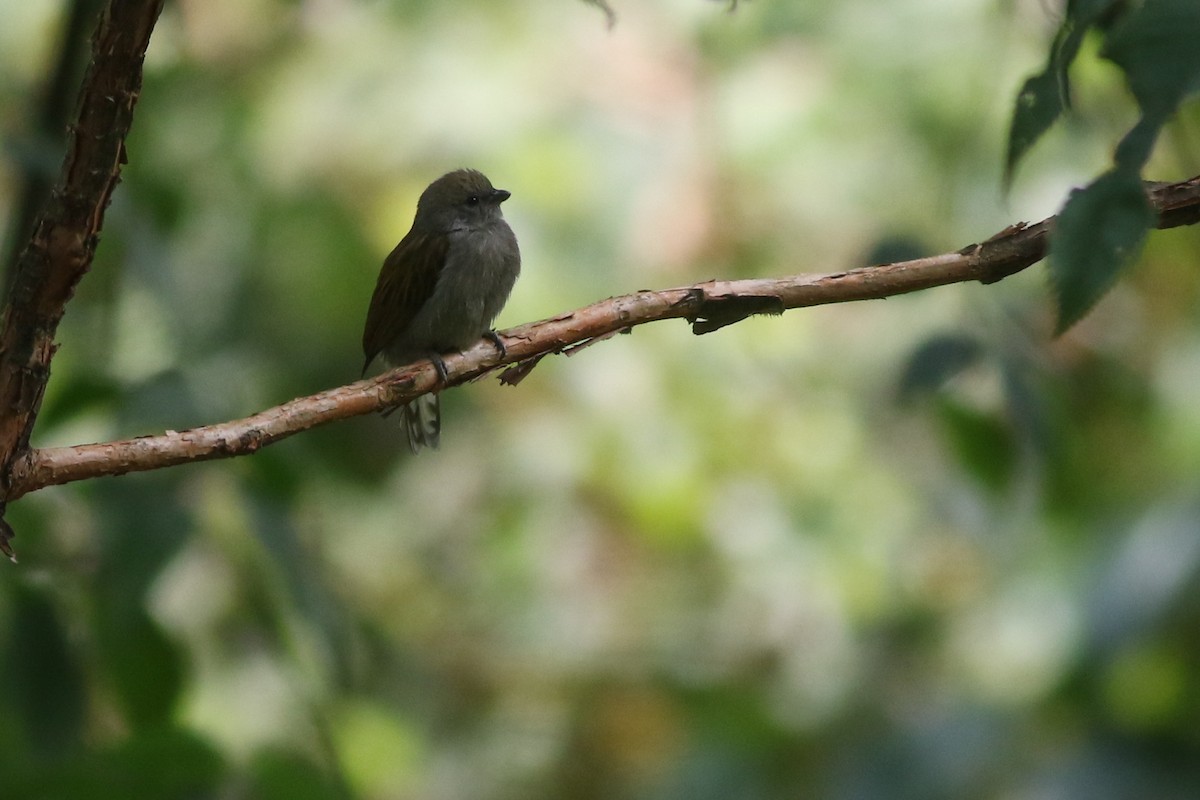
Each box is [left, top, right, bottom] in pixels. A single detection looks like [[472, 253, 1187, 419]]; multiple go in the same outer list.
[[2, 0, 1200, 798]]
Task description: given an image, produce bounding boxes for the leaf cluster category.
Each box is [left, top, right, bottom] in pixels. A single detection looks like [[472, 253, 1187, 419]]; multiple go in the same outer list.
[[1006, 0, 1200, 331]]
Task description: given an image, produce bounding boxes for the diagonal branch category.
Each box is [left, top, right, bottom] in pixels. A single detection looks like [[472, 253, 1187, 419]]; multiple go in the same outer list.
[[4, 173, 1199, 503], [0, 0, 107, 294], [0, 0, 164, 557]]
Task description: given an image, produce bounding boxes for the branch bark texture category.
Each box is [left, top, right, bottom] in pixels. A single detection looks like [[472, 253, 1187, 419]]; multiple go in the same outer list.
[[5, 173, 1200, 502], [0, 0, 164, 555]]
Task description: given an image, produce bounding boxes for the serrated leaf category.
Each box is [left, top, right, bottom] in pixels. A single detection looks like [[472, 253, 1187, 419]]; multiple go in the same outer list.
[[1102, 0, 1200, 116], [1050, 169, 1153, 333]]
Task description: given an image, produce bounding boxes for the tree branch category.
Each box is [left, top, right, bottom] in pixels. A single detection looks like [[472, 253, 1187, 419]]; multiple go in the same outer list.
[[0, 0, 164, 557], [3, 173, 1198, 505], [1, 0, 106, 295]]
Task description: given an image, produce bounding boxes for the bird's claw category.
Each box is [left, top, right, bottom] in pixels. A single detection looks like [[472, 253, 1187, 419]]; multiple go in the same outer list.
[[484, 330, 507, 359], [430, 353, 450, 384]]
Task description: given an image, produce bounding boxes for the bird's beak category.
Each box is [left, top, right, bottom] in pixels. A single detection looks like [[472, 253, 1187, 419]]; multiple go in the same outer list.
[[493, 189, 511, 203]]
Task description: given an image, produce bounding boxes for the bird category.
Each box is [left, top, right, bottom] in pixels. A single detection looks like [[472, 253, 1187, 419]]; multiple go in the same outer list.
[[361, 169, 521, 453]]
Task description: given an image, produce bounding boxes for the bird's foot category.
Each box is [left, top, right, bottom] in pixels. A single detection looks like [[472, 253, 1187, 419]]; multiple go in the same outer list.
[[430, 353, 450, 384], [484, 330, 507, 359]]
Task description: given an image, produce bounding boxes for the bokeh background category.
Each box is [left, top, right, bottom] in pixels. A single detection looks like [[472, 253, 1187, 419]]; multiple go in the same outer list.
[[2, 0, 1200, 797]]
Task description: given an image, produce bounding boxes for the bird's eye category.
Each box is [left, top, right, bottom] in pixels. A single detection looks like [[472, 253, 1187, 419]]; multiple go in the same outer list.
[[465, 195, 480, 207]]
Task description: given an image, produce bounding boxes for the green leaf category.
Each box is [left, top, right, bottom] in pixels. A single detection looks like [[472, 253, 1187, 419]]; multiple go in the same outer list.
[[1004, 0, 1124, 184], [37, 374, 122, 432], [0, 584, 86, 761], [863, 233, 930, 266], [106, 730, 224, 800], [95, 609, 186, 731], [936, 399, 1017, 493], [1005, 69, 1071, 186], [55, 727, 224, 800], [1050, 169, 1154, 333], [1112, 109, 1170, 172], [248, 749, 344, 800], [1102, 0, 1200, 116], [897, 334, 983, 402], [1069, 0, 1126, 28]]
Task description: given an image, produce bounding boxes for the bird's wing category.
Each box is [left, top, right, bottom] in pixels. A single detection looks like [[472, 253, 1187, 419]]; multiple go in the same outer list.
[[361, 230, 449, 373]]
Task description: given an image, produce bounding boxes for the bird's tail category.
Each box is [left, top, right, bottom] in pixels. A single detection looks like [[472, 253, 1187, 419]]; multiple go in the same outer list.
[[401, 394, 440, 453]]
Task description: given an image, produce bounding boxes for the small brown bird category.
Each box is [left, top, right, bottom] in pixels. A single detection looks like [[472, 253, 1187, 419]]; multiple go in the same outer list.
[[362, 169, 521, 452]]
